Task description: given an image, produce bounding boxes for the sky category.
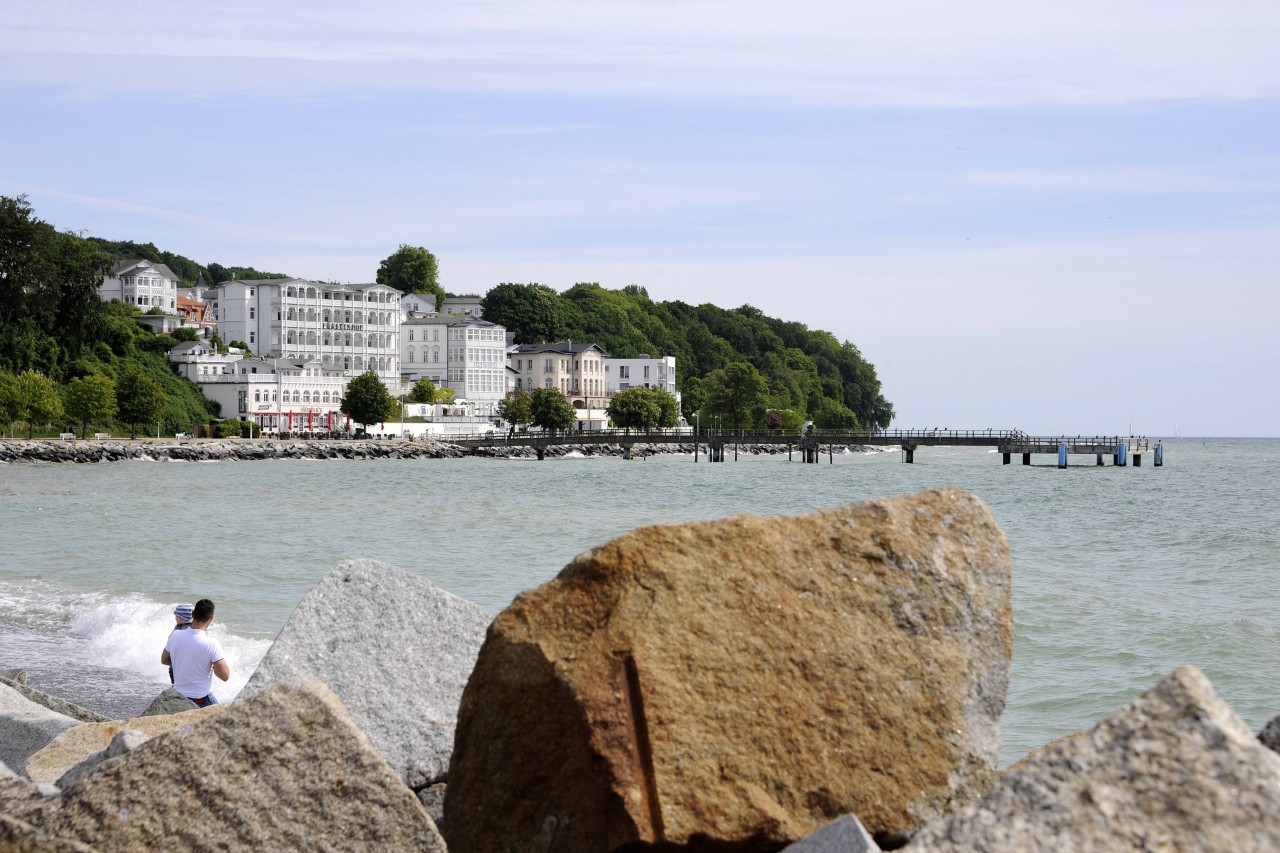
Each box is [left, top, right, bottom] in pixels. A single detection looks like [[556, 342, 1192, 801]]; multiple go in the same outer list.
[[1, 1, 1277, 436]]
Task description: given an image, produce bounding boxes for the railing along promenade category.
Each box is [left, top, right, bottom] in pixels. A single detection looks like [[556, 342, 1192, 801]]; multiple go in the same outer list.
[[446, 427, 1162, 467]]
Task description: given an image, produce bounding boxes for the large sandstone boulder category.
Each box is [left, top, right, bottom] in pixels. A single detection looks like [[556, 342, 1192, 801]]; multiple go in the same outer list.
[[446, 487, 1013, 852], [0, 813, 98, 853], [24, 705, 223, 785], [33, 676, 445, 852], [0, 683, 81, 776], [906, 665, 1280, 851], [241, 558, 492, 788]]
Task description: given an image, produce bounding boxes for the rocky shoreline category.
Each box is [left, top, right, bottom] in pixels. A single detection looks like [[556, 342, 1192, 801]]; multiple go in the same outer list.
[[0, 437, 886, 464], [7, 488, 1274, 851]]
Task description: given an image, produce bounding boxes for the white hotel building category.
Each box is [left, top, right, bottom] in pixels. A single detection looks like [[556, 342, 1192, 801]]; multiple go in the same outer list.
[[214, 279, 401, 383], [401, 314, 508, 417]]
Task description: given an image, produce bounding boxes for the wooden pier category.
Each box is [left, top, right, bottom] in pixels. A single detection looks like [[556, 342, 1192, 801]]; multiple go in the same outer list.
[[447, 428, 1162, 467]]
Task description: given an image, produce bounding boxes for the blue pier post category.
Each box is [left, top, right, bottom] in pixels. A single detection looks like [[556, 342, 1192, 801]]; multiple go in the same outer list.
[[1117, 442, 1128, 467], [1058, 442, 1068, 469], [1155, 442, 1163, 467]]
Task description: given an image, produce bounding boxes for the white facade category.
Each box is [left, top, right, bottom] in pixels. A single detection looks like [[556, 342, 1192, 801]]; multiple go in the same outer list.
[[401, 315, 507, 417], [605, 355, 677, 396], [400, 292, 438, 315], [99, 260, 179, 312], [446, 317, 507, 416], [167, 341, 240, 381], [216, 279, 401, 381], [400, 316, 449, 386], [188, 356, 351, 434]]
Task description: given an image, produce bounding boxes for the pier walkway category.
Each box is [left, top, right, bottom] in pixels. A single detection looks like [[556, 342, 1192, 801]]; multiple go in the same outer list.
[[447, 428, 1162, 467]]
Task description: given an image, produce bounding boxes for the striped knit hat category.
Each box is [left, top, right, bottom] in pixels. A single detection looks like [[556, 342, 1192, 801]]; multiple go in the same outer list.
[[174, 603, 194, 623]]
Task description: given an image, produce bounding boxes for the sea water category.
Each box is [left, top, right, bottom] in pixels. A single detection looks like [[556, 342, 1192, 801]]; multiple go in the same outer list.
[[1, 438, 1276, 767]]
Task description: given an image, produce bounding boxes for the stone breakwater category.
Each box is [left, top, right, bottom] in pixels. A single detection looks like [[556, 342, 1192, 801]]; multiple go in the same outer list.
[[0, 438, 465, 463], [0, 438, 885, 463], [6, 489, 1275, 852]]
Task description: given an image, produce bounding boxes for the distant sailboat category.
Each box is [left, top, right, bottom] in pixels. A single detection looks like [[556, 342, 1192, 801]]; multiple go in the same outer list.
[[1174, 423, 1181, 439]]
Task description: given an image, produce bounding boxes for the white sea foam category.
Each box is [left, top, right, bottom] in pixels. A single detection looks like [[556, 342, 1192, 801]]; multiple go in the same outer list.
[[0, 580, 270, 704]]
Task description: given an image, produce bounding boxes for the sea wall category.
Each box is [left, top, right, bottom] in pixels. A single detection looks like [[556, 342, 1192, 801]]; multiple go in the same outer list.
[[0, 438, 464, 463], [0, 438, 885, 463]]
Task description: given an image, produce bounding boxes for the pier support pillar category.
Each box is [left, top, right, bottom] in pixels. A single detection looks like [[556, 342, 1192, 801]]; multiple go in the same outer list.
[[1058, 442, 1068, 469], [536, 445, 546, 461], [1096, 453, 1104, 466], [1002, 452, 1011, 465], [1155, 444, 1163, 467], [1022, 453, 1031, 465], [622, 444, 632, 460], [902, 444, 915, 463], [1133, 454, 1142, 467]]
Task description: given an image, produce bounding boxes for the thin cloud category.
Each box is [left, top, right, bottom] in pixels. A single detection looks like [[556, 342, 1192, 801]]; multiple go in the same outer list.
[[963, 169, 1273, 194], [2, 0, 1278, 107]]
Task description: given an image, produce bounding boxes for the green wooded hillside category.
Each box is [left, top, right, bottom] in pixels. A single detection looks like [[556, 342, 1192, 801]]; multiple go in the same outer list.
[[482, 282, 894, 429]]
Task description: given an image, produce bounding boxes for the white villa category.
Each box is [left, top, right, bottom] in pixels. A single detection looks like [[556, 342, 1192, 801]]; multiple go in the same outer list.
[[99, 260, 179, 312]]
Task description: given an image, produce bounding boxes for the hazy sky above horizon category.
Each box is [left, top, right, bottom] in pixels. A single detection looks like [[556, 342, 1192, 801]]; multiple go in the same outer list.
[[2, 1, 1277, 435]]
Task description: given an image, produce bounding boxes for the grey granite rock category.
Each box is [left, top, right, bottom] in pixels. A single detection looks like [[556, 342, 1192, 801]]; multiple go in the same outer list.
[[1, 668, 28, 684], [38, 676, 446, 852], [907, 665, 1280, 851], [138, 687, 198, 716], [782, 815, 881, 852], [0, 683, 80, 776], [241, 558, 492, 788], [0, 676, 107, 723], [417, 782, 447, 830], [55, 728, 149, 789], [1258, 714, 1280, 754]]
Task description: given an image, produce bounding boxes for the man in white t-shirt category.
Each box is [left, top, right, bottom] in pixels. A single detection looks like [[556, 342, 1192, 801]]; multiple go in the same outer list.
[[161, 598, 230, 706]]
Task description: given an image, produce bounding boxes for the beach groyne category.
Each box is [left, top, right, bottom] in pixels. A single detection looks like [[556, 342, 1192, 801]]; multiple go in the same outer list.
[[5, 488, 1277, 851], [0, 438, 884, 463]]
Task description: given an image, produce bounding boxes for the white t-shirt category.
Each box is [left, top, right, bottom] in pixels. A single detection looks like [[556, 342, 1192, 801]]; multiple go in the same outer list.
[[166, 628, 225, 700]]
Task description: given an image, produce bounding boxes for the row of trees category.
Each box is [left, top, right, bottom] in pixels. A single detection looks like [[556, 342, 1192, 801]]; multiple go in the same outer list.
[[0, 367, 168, 439], [478, 282, 893, 430]]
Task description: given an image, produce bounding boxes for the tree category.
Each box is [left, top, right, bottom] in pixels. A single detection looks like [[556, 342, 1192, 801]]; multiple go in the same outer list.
[[812, 398, 859, 431], [0, 370, 20, 437], [479, 283, 563, 344], [169, 327, 199, 343], [680, 376, 706, 423], [377, 245, 442, 310], [435, 386, 456, 405], [407, 378, 437, 404], [606, 386, 661, 431], [15, 370, 63, 438], [528, 388, 575, 434], [340, 371, 395, 431], [115, 366, 167, 439], [703, 362, 770, 429], [64, 374, 117, 439], [497, 389, 532, 433], [649, 387, 680, 428]]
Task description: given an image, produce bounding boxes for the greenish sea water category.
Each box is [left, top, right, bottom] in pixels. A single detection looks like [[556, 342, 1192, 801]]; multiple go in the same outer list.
[[1, 437, 1276, 767]]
